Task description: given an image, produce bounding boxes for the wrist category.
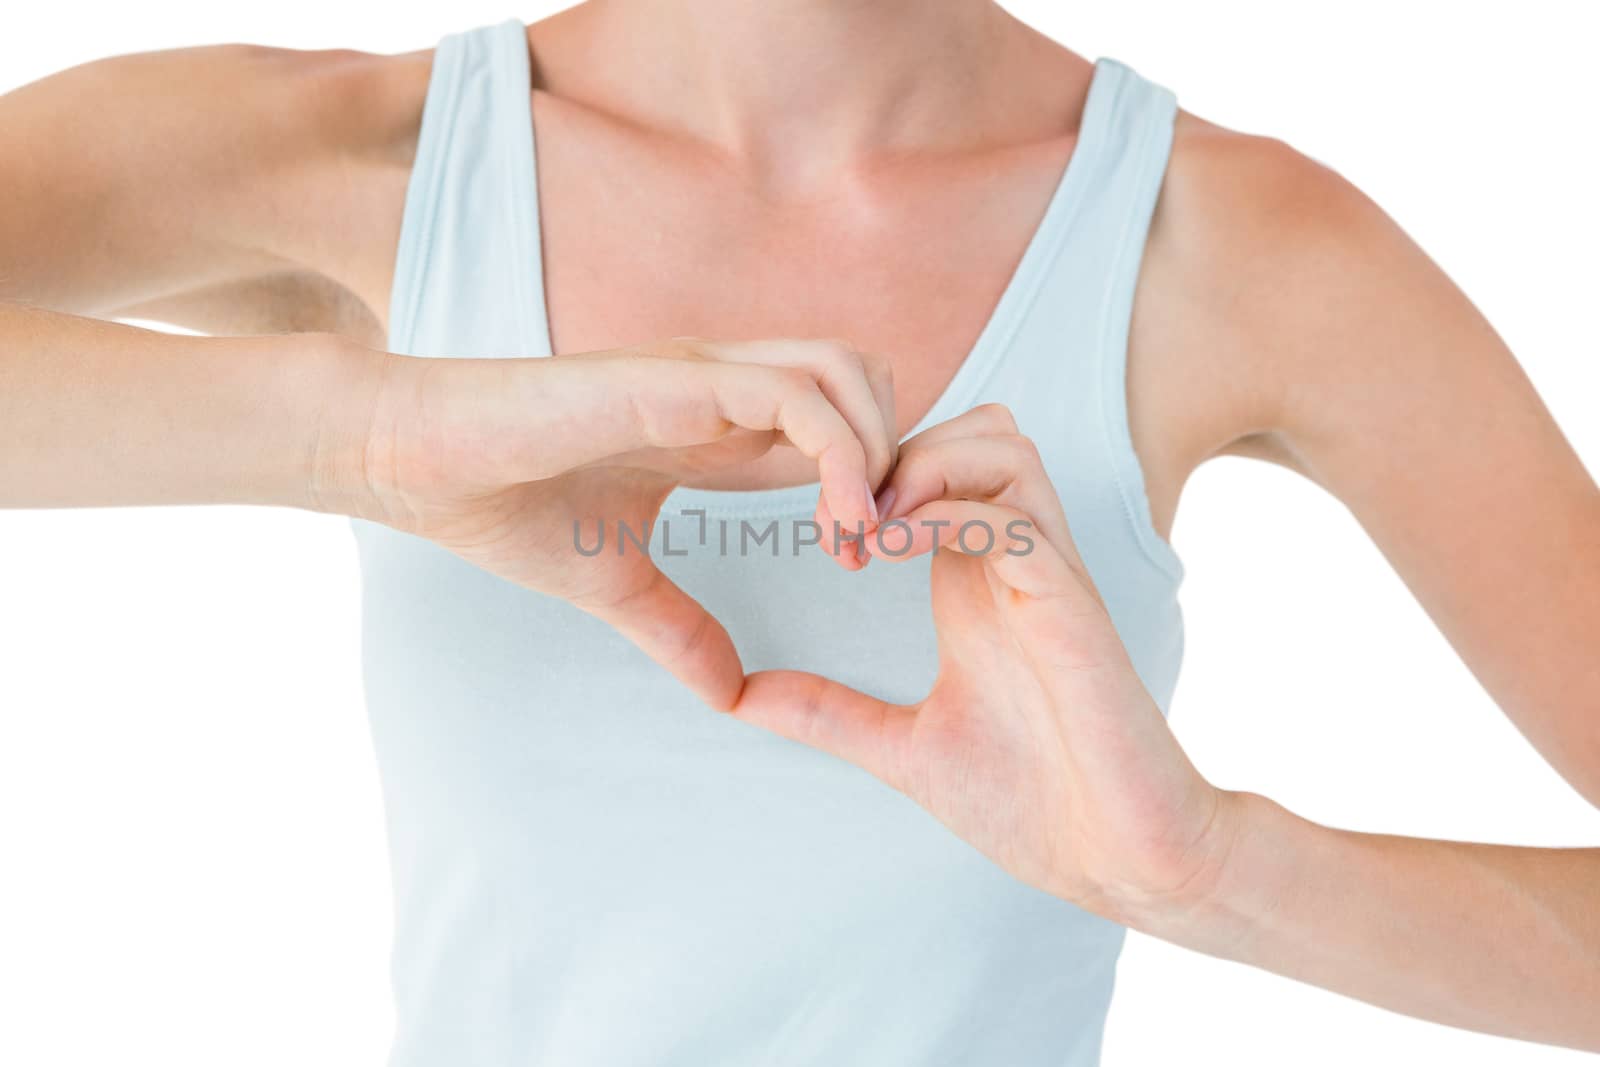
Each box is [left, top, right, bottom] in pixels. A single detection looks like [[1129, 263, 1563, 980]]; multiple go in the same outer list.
[[296, 331, 397, 520], [1115, 789, 1308, 959]]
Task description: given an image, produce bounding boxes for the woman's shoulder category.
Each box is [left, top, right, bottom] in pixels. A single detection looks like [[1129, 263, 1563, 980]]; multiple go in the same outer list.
[[1127, 103, 1444, 520], [1149, 106, 1397, 406], [1163, 109, 1383, 270]]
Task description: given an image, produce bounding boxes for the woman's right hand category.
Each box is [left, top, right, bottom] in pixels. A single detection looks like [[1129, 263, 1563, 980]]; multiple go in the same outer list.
[[343, 337, 896, 710]]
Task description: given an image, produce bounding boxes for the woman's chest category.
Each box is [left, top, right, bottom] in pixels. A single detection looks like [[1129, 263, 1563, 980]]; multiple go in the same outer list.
[[528, 98, 1085, 448]]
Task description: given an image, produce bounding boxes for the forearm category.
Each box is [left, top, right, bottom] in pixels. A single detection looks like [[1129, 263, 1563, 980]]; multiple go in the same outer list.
[[0, 301, 383, 512], [1137, 791, 1600, 1050]]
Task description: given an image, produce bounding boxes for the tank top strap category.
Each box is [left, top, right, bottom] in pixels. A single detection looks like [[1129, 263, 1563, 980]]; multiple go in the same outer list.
[[1071, 57, 1178, 362], [387, 17, 542, 358], [1049, 58, 1185, 583]]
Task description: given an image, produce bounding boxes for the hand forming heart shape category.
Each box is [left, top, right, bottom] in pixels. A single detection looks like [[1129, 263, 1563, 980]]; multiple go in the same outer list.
[[350, 335, 1233, 925], [732, 401, 1235, 925], [355, 336, 895, 710]]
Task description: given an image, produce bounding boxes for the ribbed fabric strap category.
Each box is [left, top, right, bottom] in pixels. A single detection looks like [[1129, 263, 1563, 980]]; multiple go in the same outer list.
[[1084, 61, 1184, 582], [386, 18, 541, 357]]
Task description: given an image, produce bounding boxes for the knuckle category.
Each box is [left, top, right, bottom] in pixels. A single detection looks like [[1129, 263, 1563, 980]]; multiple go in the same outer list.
[[972, 402, 1019, 433], [773, 364, 816, 394], [893, 442, 934, 480], [1002, 433, 1044, 468], [808, 338, 860, 374]]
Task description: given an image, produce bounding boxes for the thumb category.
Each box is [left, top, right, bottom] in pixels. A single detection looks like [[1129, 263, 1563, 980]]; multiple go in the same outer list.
[[581, 567, 745, 711], [732, 669, 915, 790]]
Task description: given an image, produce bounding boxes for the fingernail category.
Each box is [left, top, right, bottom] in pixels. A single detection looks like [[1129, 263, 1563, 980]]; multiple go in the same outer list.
[[865, 480, 879, 525], [874, 486, 897, 523]]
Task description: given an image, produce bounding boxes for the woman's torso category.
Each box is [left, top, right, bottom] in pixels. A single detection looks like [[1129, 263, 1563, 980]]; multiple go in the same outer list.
[[350, 16, 1187, 1066]]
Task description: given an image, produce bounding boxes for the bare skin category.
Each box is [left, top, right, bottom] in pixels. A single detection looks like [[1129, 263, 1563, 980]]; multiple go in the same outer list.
[[2, 0, 1597, 1052]]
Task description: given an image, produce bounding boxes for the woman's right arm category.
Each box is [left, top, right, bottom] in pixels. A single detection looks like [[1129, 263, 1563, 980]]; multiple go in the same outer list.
[[0, 40, 446, 509], [0, 299, 893, 704], [0, 45, 894, 705], [1, 41, 419, 332]]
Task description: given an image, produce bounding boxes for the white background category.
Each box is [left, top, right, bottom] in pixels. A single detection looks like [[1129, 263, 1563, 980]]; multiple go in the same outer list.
[[2, 2, 1597, 1064]]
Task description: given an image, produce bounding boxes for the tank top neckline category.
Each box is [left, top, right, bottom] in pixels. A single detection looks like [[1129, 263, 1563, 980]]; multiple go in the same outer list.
[[491, 16, 1128, 518]]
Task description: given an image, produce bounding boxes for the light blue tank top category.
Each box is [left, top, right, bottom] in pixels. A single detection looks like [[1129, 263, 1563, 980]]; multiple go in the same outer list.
[[356, 16, 1185, 1066]]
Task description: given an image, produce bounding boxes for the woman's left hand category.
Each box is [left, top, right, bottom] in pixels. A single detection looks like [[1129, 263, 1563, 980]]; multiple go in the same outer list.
[[732, 403, 1239, 926]]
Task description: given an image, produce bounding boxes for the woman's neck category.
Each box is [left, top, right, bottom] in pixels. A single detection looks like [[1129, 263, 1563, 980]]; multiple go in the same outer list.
[[534, 0, 1054, 186]]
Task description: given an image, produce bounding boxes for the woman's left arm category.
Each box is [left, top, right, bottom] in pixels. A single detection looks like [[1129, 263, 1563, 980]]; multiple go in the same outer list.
[[1125, 126, 1600, 1043], [733, 127, 1600, 1050], [1154, 124, 1600, 800]]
